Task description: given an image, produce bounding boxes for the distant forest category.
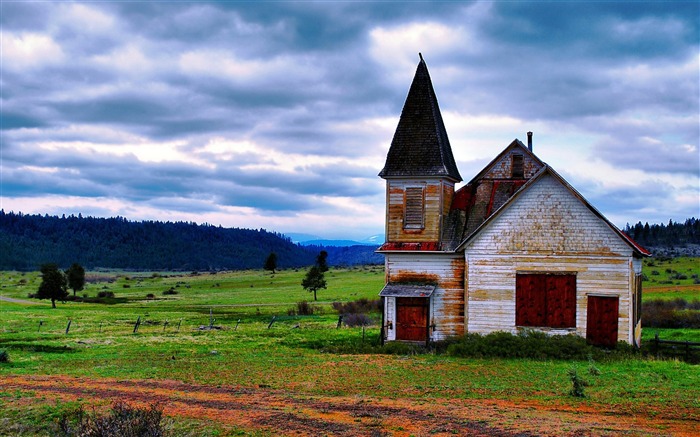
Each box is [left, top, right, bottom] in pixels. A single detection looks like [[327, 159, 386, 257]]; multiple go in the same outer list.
[[0, 211, 379, 271], [1, 211, 697, 271], [623, 218, 700, 253]]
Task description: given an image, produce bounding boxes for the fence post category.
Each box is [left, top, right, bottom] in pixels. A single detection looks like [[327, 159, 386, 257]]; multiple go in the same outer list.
[[268, 316, 276, 329], [133, 316, 141, 334], [336, 315, 343, 329], [65, 320, 72, 334], [234, 319, 241, 331], [38, 321, 43, 332], [654, 332, 659, 355], [177, 319, 182, 332]]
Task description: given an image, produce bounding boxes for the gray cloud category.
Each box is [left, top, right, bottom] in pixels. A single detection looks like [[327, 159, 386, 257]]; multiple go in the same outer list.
[[1, 1, 697, 238]]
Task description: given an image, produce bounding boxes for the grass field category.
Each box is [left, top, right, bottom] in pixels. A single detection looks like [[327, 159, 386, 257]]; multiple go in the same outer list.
[[1, 261, 698, 436]]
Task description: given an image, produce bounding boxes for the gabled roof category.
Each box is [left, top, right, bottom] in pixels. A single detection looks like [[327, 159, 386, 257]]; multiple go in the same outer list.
[[455, 165, 651, 257], [440, 139, 544, 250], [464, 139, 543, 185], [379, 55, 462, 182]]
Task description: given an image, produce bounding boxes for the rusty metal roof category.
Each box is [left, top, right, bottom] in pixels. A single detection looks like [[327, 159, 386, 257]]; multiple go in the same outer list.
[[379, 284, 436, 298], [377, 241, 441, 252], [378, 55, 462, 182], [441, 140, 541, 250]]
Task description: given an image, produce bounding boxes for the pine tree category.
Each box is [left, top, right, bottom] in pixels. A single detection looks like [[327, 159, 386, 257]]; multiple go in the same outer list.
[[66, 263, 85, 297], [37, 263, 68, 308], [302, 265, 326, 301]]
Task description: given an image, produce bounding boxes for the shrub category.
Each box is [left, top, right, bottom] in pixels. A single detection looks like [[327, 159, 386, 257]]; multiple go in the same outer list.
[[446, 331, 609, 361], [146, 293, 155, 300], [162, 287, 178, 296], [332, 298, 383, 314], [0, 350, 9, 363], [568, 367, 587, 398], [57, 401, 167, 436], [297, 300, 315, 315], [344, 313, 371, 327], [643, 298, 700, 329], [97, 291, 115, 299]]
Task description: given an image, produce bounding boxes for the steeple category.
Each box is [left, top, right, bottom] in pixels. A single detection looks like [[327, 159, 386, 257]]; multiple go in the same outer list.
[[379, 54, 462, 182]]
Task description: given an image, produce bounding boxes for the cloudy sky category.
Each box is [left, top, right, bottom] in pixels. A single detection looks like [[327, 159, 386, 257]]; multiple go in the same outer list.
[[1, 1, 698, 240]]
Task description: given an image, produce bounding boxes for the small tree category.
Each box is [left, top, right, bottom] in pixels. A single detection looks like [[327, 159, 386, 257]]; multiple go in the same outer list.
[[301, 265, 326, 301], [316, 250, 328, 273], [264, 252, 278, 275], [37, 263, 68, 308], [65, 263, 85, 297]]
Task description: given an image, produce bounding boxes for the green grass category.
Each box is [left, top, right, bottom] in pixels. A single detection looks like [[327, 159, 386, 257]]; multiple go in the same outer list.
[[643, 256, 700, 300], [1, 263, 699, 433]]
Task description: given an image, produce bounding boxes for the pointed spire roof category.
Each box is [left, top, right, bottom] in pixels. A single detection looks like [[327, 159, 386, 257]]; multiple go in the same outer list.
[[379, 54, 462, 182]]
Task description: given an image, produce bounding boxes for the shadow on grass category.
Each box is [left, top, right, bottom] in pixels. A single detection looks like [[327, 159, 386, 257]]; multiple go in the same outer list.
[[0, 341, 75, 353]]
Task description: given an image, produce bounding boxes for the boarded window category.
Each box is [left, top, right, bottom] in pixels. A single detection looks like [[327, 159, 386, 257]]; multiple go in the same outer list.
[[512, 154, 524, 178], [516, 273, 576, 328], [404, 187, 424, 229]]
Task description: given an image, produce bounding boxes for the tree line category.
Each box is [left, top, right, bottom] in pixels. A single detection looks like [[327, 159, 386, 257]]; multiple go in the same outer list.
[[0, 210, 316, 271], [624, 217, 700, 248]]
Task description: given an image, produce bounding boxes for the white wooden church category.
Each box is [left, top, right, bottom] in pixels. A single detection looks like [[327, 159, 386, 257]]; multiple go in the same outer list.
[[378, 55, 649, 347]]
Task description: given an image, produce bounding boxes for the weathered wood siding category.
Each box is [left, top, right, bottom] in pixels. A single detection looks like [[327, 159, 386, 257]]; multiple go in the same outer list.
[[464, 175, 636, 343], [385, 296, 396, 341], [482, 148, 541, 180], [384, 253, 464, 341], [385, 179, 454, 243]]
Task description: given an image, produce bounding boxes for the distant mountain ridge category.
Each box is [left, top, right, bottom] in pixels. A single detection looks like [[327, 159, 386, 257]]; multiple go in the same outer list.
[[284, 233, 384, 247]]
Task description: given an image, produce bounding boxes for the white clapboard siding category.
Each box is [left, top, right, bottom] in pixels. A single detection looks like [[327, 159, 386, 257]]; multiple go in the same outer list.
[[463, 173, 637, 343]]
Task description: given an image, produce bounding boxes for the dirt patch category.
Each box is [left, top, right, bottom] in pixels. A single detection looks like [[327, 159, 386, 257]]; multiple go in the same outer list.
[[1, 375, 696, 436]]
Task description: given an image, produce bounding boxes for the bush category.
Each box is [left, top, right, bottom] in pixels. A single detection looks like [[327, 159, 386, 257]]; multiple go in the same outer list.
[[568, 367, 587, 398], [0, 350, 9, 363], [643, 298, 700, 329], [146, 293, 155, 300], [57, 401, 167, 437], [446, 331, 616, 361], [332, 298, 383, 314], [290, 300, 316, 316], [343, 313, 371, 327], [97, 291, 115, 298], [162, 287, 178, 296]]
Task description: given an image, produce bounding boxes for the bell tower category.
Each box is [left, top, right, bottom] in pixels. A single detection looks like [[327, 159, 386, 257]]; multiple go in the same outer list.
[[379, 54, 462, 247]]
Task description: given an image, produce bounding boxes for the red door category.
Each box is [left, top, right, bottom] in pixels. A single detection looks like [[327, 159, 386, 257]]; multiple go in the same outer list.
[[587, 296, 619, 347], [396, 297, 428, 341]]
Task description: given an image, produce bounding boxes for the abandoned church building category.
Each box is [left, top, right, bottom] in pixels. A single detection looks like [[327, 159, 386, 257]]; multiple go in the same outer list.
[[378, 56, 650, 347]]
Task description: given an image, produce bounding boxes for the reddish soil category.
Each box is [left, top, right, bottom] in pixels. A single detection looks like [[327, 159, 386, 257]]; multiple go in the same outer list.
[[2, 374, 697, 436]]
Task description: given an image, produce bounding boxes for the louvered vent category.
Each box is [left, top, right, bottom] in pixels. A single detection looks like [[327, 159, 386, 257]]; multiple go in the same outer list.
[[404, 187, 424, 229]]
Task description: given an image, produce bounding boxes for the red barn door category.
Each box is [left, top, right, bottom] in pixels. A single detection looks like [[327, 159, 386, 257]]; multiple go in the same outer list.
[[396, 297, 428, 342], [586, 296, 619, 347]]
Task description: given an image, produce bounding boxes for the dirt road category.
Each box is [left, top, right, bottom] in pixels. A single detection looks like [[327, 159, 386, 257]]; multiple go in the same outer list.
[[1, 374, 696, 436], [0, 296, 42, 305]]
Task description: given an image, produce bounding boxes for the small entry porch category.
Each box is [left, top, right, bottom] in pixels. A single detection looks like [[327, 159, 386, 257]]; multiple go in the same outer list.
[[380, 284, 436, 345]]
